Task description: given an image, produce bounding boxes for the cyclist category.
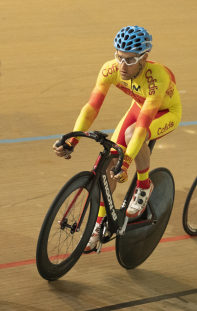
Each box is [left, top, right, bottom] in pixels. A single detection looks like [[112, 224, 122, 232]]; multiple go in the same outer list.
[[53, 25, 182, 252]]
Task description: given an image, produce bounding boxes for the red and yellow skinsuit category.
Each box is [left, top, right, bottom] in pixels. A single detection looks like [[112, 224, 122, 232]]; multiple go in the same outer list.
[[70, 59, 182, 161]]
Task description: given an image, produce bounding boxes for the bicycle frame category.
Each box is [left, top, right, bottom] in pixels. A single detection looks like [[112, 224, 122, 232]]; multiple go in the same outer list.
[[56, 131, 157, 237], [94, 140, 157, 236]]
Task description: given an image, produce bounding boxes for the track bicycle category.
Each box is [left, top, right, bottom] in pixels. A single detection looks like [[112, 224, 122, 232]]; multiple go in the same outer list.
[[182, 177, 197, 236], [36, 131, 175, 281]]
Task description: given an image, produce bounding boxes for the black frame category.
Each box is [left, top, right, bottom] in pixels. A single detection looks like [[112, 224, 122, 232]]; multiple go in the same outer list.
[[57, 131, 158, 236]]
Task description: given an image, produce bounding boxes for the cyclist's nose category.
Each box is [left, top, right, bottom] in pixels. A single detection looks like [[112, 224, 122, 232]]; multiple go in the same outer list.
[[121, 60, 128, 68]]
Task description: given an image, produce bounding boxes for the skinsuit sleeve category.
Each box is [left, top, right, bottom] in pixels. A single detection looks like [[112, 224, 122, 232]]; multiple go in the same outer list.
[[70, 61, 116, 145]]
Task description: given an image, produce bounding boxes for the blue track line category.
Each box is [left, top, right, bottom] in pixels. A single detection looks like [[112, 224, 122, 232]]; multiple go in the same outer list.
[[0, 121, 196, 144]]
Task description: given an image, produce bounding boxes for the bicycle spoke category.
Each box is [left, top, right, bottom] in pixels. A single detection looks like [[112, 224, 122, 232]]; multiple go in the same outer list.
[[47, 187, 90, 264], [36, 171, 99, 280]]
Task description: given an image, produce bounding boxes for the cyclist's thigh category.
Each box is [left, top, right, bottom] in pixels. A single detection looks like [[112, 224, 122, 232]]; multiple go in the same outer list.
[[149, 110, 180, 140], [111, 101, 139, 151]]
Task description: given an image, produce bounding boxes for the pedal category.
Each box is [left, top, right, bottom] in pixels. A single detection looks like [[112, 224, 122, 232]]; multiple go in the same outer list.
[[97, 242, 103, 254], [117, 216, 129, 235]]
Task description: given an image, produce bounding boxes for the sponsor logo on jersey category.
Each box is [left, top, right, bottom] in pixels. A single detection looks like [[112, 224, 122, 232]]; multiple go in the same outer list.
[[116, 83, 145, 104], [132, 85, 141, 94], [121, 81, 128, 86], [145, 69, 158, 95], [166, 87, 174, 98], [157, 121, 174, 135], [124, 154, 132, 164], [102, 63, 118, 77]]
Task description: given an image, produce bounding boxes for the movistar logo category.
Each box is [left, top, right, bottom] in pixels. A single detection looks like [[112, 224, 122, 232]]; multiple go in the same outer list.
[[132, 85, 141, 93]]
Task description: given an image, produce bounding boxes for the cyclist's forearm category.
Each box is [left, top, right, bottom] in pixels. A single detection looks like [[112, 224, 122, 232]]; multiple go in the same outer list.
[[70, 103, 98, 145], [125, 99, 161, 159], [70, 86, 108, 146]]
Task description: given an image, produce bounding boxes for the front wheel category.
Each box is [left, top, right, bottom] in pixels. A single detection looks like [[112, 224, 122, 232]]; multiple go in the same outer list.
[[182, 177, 197, 236], [36, 171, 100, 281]]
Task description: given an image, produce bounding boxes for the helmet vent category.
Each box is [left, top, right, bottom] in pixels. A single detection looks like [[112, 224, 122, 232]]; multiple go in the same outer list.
[[134, 43, 141, 47], [125, 47, 132, 51], [121, 42, 126, 49], [130, 35, 136, 39], [128, 29, 134, 34], [126, 41, 133, 46], [125, 35, 129, 40]]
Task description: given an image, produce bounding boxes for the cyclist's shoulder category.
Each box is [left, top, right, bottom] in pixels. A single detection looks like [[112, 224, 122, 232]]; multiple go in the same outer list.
[[99, 59, 119, 76], [97, 59, 120, 86], [143, 61, 176, 82], [145, 60, 169, 73]]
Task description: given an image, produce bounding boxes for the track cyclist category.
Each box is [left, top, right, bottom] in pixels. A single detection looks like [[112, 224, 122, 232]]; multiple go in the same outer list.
[[53, 25, 182, 252]]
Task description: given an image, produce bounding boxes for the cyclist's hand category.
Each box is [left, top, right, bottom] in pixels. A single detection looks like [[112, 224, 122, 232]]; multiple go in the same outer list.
[[110, 154, 132, 183], [53, 141, 74, 159], [110, 167, 128, 183]]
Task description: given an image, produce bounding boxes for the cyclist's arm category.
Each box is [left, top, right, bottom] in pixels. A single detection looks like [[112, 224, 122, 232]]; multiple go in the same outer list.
[[126, 97, 162, 160], [70, 63, 112, 146], [53, 84, 109, 158]]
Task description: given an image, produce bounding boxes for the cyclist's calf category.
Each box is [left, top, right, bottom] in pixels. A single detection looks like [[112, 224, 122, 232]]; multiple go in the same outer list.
[[106, 158, 118, 193]]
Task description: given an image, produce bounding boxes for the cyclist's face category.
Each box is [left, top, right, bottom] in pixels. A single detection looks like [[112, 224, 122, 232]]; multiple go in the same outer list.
[[116, 51, 147, 80]]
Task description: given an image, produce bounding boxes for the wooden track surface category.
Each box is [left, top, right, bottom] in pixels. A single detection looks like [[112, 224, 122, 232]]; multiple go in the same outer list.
[[0, 0, 197, 310]]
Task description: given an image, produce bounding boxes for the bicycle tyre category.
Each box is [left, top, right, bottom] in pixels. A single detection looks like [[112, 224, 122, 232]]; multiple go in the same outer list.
[[182, 177, 197, 236], [116, 167, 175, 269], [36, 171, 100, 281]]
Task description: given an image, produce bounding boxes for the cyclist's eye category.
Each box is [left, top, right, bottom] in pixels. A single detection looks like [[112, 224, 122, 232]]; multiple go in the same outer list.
[[117, 55, 122, 61], [127, 58, 135, 63]]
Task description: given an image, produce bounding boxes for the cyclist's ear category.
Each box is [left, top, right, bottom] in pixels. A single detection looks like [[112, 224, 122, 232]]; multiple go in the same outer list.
[[142, 52, 148, 63]]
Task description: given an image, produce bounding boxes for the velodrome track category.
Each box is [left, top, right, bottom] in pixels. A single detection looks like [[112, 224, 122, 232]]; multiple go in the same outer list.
[[1, 0, 197, 310]]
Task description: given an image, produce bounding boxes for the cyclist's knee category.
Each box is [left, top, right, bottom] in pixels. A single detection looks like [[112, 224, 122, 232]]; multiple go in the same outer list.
[[125, 123, 150, 145], [125, 123, 136, 145], [106, 158, 118, 193]]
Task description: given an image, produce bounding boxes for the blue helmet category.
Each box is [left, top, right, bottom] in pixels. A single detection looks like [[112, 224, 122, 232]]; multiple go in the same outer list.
[[114, 26, 152, 54]]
